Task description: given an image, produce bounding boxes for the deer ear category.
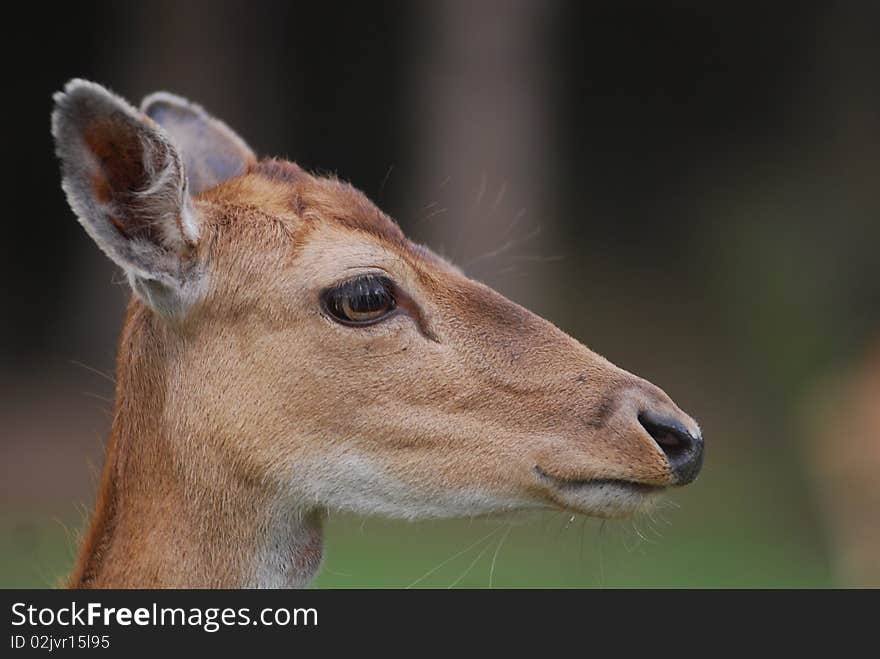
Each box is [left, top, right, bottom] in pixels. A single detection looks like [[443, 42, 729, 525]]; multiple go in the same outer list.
[[52, 79, 202, 316], [140, 92, 256, 195]]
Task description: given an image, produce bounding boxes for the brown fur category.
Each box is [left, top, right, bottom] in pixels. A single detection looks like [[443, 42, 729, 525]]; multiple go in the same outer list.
[[66, 162, 700, 588], [53, 81, 700, 588]]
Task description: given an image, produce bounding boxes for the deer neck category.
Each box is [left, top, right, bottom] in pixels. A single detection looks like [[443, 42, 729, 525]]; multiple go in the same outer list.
[[69, 301, 324, 589]]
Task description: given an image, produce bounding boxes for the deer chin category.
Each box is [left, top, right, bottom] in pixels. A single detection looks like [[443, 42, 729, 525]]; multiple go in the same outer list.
[[533, 466, 666, 519], [288, 450, 540, 520]]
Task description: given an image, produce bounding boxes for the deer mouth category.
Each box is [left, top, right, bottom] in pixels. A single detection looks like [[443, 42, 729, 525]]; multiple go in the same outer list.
[[532, 465, 665, 517], [533, 466, 664, 494]]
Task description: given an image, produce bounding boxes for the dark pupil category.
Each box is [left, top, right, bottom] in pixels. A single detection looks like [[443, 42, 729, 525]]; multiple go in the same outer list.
[[346, 277, 390, 313]]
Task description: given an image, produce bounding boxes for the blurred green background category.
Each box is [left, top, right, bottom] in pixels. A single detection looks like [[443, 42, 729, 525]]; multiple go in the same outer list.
[[2, 2, 878, 588]]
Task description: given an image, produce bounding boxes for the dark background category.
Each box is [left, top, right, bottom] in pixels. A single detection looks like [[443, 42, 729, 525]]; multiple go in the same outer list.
[[2, 1, 879, 587]]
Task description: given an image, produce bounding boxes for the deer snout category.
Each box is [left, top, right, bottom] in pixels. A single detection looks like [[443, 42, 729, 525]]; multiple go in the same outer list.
[[638, 409, 704, 485]]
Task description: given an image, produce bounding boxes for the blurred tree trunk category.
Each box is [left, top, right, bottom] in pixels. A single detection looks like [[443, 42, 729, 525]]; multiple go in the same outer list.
[[803, 3, 880, 587], [407, 0, 560, 311]]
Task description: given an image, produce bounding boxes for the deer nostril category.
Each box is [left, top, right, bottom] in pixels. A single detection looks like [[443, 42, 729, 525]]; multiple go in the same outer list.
[[638, 410, 703, 485]]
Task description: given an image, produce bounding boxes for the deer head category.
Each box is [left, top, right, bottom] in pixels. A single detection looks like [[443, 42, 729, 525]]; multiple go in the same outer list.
[[52, 80, 702, 587]]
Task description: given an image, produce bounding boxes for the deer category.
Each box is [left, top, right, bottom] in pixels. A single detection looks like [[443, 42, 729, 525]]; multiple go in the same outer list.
[[51, 79, 703, 588], [804, 337, 880, 587]]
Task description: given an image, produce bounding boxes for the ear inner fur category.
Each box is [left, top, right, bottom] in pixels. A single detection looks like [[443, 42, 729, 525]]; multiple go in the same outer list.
[[52, 79, 202, 315]]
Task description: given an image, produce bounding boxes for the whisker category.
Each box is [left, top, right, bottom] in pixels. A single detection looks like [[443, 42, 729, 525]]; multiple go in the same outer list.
[[405, 526, 501, 589], [81, 391, 114, 404], [622, 522, 640, 553], [447, 542, 492, 589], [69, 359, 115, 384], [413, 204, 448, 228], [490, 181, 508, 215], [472, 171, 488, 210], [488, 525, 513, 589], [501, 207, 528, 239], [631, 518, 655, 550], [464, 239, 518, 268], [465, 225, 544, 270], [51, 516, 78, 561], [377, 164, 394, 199], [648, 519, 665, 540]]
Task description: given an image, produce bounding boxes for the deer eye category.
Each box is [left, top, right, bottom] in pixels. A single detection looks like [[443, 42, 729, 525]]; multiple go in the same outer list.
[[322, 275, 397, 326]]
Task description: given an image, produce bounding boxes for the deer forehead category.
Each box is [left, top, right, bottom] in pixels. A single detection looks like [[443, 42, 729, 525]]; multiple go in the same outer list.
[[202, 161, 404, 240], [197, 164, 461, 301]]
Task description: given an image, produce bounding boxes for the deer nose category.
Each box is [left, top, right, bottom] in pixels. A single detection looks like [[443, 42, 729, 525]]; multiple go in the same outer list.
[[638, 409, 703, 485]]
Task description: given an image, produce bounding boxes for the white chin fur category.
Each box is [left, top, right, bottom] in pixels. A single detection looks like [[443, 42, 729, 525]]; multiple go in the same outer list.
[[287, 452, 536, 519], [549, 481, 662, 519], [286, 451, 657, 521]]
